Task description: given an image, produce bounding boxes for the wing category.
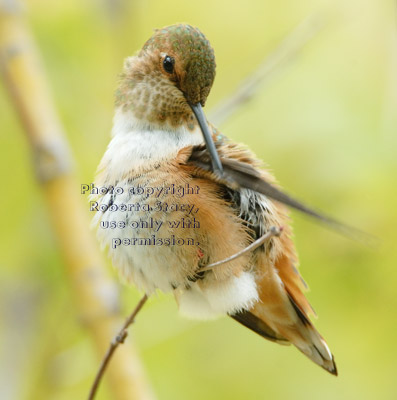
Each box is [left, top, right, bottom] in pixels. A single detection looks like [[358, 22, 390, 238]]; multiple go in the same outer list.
[[187, 138, 370, 243]]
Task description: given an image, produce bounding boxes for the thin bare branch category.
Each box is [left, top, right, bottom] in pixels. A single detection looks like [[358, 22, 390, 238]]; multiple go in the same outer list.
[[199, 226, 283, 272], [209, 11, 329, 126], [88, 294, 149, 400]]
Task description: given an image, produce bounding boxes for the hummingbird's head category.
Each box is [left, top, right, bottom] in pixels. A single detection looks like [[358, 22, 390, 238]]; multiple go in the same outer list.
[[142, 24, 216, 106], [116, 24, 223, 174]]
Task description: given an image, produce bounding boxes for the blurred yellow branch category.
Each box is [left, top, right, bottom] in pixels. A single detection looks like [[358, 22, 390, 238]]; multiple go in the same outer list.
[[0, 4, 155, 400]]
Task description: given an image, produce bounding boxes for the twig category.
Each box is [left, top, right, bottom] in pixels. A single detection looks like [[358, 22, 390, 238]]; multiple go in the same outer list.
[[209, 11, 329, 126], [199, 226, 283, 272], [88, 294, 149, 400]]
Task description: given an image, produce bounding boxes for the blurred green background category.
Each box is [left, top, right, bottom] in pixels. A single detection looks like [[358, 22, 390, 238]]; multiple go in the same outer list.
[[1, 0, 396, 399]]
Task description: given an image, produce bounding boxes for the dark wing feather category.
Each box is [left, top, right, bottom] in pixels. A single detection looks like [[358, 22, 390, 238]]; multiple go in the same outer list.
[[231, 310, 289, 345], [188, 144, 371, 242]]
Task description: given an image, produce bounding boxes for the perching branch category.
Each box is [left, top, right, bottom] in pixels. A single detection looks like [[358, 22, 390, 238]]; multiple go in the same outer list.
[[209, 11, 329, 126], [89, 294, 149, 400], [199, 226, 283, 272], [0, 3, 155, 400]]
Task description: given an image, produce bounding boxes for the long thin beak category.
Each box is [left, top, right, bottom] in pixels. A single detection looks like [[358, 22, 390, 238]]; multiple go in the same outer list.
[[189, 102, 224, 175]]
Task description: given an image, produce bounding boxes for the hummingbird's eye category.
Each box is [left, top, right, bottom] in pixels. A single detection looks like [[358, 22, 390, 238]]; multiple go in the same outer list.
[[163, 55, 175, 74]]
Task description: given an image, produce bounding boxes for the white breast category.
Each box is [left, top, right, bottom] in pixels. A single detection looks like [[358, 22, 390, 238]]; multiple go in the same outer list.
[[92, 109, 205, 293]]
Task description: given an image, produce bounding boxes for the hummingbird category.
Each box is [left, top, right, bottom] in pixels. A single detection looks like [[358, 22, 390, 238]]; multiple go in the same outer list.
[[92, 24, 337, 375]]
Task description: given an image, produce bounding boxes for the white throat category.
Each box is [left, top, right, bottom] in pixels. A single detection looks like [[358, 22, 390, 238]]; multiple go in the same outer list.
[[99, 108, 204, 181]]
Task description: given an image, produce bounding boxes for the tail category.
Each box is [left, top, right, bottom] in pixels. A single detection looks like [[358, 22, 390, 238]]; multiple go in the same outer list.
[[231, 302, 337, 375], [231, 255, 337, 376]]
